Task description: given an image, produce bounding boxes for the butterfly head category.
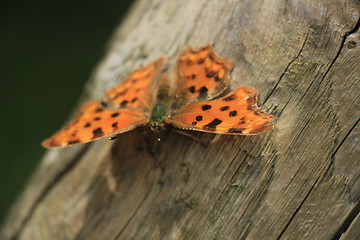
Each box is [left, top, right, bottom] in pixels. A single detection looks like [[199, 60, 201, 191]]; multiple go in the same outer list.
[[149, 122, 166, 133]]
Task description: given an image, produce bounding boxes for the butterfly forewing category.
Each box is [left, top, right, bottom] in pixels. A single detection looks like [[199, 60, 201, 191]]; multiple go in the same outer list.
[[42, 57, 168, 148], [42, 101, 147, 148]]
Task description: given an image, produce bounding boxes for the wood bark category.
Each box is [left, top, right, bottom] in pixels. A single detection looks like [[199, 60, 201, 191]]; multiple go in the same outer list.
[[2, 0, 360, 239]]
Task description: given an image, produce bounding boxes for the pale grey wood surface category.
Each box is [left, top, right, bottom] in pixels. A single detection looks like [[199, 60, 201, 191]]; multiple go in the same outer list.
[[2, 0, 360, 239]]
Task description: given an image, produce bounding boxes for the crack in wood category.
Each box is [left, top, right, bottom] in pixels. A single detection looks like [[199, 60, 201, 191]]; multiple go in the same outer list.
[[326, 118, 360, 240], [331, 118, 360, 161], [297, 19, 359, 105], [274, 17, 360, 239], [276, 176, 320, 240], [276, 116, 360, 240], [331, 201, 360, 240], [262, 31, 309, 105]]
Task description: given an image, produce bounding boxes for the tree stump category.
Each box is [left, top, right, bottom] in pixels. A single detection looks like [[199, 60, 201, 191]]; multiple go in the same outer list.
[[2, 0, 360, 239]]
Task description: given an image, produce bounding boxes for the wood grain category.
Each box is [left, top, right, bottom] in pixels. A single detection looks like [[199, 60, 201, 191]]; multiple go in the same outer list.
[[2, 0, 360, 239]]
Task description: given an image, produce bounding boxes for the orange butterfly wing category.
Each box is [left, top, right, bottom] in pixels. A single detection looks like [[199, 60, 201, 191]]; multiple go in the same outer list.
[[168, 86, 276, 135], [42, 101, 146, 148], [43, 57, 168, 148], [173, 44, 233, 106], [105, 57, 168, 109]]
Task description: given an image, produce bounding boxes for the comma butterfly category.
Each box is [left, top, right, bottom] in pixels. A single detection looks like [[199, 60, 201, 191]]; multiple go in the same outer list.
[[42, 44, 276, 148]]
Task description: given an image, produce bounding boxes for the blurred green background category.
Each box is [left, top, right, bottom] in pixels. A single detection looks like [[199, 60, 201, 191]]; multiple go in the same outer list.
[[0, 0, 134, 225]]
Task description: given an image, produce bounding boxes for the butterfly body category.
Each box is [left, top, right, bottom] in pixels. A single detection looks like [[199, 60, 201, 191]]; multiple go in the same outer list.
[[43, 44, 276, 148], [148, 103, 167, 127]]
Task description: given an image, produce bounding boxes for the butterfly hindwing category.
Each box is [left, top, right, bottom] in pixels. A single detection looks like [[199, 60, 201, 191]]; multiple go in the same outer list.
[[168, 86, 276, 135], [173, 44, 234, 107], [42, 101, 147, 148]]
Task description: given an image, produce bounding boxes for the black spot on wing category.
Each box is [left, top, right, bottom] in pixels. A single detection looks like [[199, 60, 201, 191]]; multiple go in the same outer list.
[[112, 122, 118, 129], [84, 123, 91, 128], [202, 104, 212, 111], [95, 107, 104, 113], [100, 101, 108, 107], [92, 128, 104, 139], [209, 54, 215, 61], [113, 89, 128, 99], [189, 86, 196, 93], [203, 118, 222, 131], [111, 113, 119, 118], [214, 75, 221, 82], [197, 86, 208, 96], [192, 121, 197, 125], [120, 100, 129, 107], [229, 111, 237, 117], [198, 59, 205, 64], [68, 140, 80, 145], [131, 97, 138, 103], [94, 117, 101, 121], [196, 115, 203, 121], [228, 128, 244, 133], [220, 106, 229, 111], [223, 94, 236, 101], [239, 117, 246, 124], [206, 72, 216, 78]]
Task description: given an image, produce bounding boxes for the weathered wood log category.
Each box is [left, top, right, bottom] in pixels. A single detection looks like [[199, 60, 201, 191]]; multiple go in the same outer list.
[[2, 0, 360, 239]]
